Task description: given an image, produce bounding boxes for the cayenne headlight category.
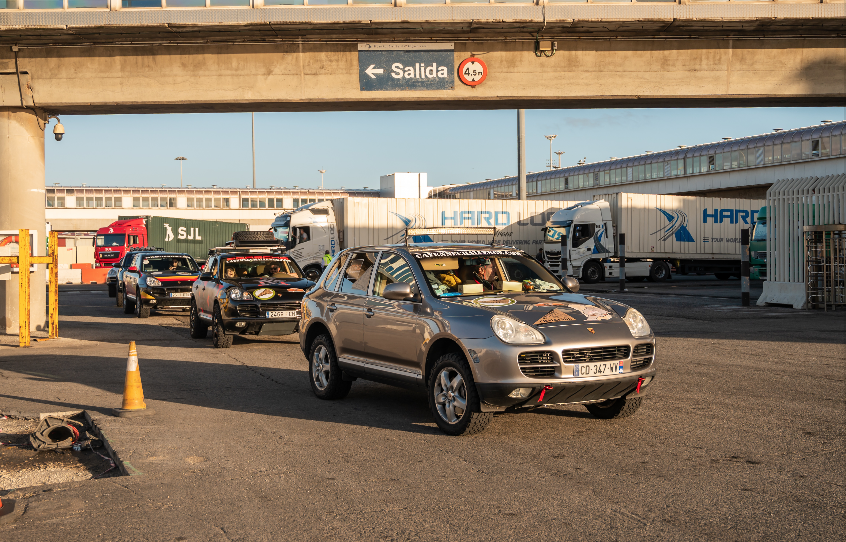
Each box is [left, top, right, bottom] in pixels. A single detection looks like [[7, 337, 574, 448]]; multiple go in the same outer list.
[[491, 315, 545, 345], [228, 287, 253, 301], [623, 308, 651, 338], [145, 276, 162, 287]]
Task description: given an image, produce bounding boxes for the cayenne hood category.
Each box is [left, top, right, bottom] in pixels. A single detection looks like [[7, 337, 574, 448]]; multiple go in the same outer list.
[[441, 292, 629, 325]]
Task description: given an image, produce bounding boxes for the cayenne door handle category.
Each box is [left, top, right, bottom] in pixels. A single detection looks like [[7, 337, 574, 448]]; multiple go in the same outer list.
[[328, 304, 337, 312], [365, 308, 374, 318]]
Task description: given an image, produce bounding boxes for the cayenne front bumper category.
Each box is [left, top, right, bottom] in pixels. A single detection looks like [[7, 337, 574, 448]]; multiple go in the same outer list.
[[137, 287, 192, 308]]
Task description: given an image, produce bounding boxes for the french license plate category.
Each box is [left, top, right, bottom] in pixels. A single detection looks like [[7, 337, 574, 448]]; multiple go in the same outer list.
[[266, 311, 297, 318], [573, 361, 621, 377], [169, 292, 190, 298]]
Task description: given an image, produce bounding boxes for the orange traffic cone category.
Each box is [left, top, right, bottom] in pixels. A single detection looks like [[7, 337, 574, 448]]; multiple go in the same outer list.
[[114, 341, 153, 417]]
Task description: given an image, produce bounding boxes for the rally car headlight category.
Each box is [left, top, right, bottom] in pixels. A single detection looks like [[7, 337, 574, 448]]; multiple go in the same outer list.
[[145, 276, 162, 287], [491, 315, 545, 345], [228, 287, 253, 301], [623, 308, 652, 338]]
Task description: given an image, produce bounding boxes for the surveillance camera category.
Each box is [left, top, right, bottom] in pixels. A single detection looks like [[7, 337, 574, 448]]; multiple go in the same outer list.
[[53, 122, 65, 142]]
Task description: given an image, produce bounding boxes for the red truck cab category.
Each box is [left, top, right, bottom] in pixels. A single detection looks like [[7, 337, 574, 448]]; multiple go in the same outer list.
[[95, 219, 148, 268]]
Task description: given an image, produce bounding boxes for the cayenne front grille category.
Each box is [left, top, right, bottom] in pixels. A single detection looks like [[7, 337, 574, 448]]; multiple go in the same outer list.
[[261, 302, 300, 312], [631, 343, 654, 370], [237, 304, 259, 318], [518, 351, 558, 378], [561, 345, 631, 364]]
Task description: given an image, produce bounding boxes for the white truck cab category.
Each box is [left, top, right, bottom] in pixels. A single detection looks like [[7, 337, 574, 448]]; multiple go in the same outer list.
[[544, 201, 651, 283], [271, 201, 337, 281]]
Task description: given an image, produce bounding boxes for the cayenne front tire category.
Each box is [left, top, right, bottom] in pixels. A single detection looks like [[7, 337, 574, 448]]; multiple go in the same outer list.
[[427, 353, 492, 436]]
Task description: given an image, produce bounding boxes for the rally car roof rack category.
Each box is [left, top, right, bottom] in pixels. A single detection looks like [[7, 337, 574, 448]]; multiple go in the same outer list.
[[404, 227, 499, 247], [127, 246, 164, 253]]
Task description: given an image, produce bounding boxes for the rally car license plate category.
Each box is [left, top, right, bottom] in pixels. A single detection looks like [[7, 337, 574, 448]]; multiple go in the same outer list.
[[573, 361, 621, 377], [266, 311, 297, 318], [169, 292, 190, 298]]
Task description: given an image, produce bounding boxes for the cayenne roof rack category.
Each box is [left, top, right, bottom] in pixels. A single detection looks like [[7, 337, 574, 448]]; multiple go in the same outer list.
[[405, 227, 498, 247]]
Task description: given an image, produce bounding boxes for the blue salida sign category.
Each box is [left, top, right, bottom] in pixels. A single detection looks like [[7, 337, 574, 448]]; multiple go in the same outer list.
[[358, 43, 454, 91]]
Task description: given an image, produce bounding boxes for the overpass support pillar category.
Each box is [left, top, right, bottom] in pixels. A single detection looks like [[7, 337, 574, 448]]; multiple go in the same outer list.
[[0, 108, 47, 335]]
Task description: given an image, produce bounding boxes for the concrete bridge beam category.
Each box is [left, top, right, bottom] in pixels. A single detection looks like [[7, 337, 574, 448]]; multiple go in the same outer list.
[[0, 108, 47, 334]]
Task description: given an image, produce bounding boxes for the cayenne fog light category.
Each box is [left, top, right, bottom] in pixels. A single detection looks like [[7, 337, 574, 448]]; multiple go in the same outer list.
[[623, 308, 652, 338], [145, 276, 162, 287], [508, 388, 532, 399], [235, 322, 246, 327], [228, 288, 253, 301], [491, 315, 544, 345]]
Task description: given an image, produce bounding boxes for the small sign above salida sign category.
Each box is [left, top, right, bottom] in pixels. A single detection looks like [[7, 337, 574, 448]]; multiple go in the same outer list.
[[358, 43, 455, 91]]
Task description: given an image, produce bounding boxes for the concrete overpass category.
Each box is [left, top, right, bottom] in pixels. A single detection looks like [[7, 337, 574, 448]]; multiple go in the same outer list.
[[1, 2, 845, 332]]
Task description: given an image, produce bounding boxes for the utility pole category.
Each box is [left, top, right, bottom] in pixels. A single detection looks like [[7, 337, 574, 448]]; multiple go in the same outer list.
[[517, 110, 526, 200], [545, 135, 557, 170], [555, 150, 565, 168], [174, 156, 187, 188], [251, 112, 256, 189]]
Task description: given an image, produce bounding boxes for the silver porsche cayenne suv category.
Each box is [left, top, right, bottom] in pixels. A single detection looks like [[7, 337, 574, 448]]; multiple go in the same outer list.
[[299, 243, 656, 435]]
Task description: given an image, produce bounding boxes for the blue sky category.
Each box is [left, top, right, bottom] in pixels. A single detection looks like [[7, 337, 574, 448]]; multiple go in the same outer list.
[[47, 107, 845, 190]]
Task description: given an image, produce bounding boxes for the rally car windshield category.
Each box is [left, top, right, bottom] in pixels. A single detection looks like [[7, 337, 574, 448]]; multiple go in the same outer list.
[[416, 251, 563, 297], [140, 256, 198, 274], [221, 258, 302, 281]]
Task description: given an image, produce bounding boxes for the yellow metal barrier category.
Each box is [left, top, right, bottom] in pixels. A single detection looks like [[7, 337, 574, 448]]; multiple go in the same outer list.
[[0, 229, 59, 347]]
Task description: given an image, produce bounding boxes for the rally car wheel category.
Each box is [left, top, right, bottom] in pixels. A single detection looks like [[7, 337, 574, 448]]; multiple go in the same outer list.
[[189, 300, 208, 339], [108, 283, 116, 298], [116, 289, 124, 308], [585, 395, 642, 419], [212, 305, 232, 349], [123, 294, 134, 314], [427, 353, 491, 436], [308, 334, 351, 400], [135, 298, 151, 319]]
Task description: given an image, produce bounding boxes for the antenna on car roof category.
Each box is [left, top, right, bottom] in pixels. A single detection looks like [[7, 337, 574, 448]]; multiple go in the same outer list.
[[404, 227, 499, 248]]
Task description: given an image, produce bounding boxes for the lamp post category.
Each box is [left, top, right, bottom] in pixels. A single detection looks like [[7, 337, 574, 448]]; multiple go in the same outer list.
[[252, 113, 256, 189], [554, 150, 565, 169], [318, 169, 326, 190], [174, 156, 187, 187], [544, 135, 557, 170]]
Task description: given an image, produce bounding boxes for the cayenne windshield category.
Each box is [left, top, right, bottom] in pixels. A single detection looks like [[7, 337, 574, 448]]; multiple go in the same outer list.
[[96, 234, 125, 247], [221, 256, 302, 281], [416, 251, 563, 297], [140, 256, 198, 274]]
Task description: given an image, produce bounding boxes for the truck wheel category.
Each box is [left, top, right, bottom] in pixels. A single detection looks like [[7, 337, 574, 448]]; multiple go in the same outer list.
[[585, 395, 642, 419], [427, 353, 492, 436], [232, 230, 275, 242], [189, 300, 208, 339], [581, 261, 604, 284], [116, 289, 124, 308], [714, 273, 732, 280], [212, 305, 233, 348], [108, 283, 116, 298], [648, 261, 671, 282], [303, 266, 322, 282], [309, 334, 352, 400], [123, 295, 134, 314], [135, 299, 151, 319]]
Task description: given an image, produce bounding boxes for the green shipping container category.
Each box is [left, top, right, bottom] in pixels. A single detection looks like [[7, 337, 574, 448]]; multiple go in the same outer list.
[[118, 216, 248, 260]]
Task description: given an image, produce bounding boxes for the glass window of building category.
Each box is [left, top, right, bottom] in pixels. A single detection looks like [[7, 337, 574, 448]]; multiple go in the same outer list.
[[790, 141, 801, 160], [275, 198, 283, 208], [820, 137, 830, 157], [738, 149, 746, 168], [133, 197, 141, 208], [773, 142, 782, 162], [764, 145, 773, 164], [95, 197, 103, 207]]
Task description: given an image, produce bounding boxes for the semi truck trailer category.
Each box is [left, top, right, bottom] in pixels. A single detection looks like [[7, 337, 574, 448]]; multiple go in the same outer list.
[[95, 216, 248, 268], [270, 198, 570, 281], [543, 193, 765, 283]]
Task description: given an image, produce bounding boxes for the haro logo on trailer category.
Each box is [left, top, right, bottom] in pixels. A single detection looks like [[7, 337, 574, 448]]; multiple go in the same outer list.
[[652, 208, 695, 243]]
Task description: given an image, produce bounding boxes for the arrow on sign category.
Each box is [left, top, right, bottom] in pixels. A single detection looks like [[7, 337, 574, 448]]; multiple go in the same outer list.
[[365, 65, 384, 79]]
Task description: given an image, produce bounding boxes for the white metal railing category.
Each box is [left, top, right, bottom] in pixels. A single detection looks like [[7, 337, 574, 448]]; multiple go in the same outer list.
[[767, 174, 846, 284]]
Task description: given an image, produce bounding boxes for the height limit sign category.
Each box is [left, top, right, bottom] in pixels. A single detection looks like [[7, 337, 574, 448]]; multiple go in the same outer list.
[[358, 43, 454, 91]]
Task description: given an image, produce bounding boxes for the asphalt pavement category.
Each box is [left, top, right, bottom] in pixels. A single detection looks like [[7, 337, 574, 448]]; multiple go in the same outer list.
[[0, 279, 844, 541]]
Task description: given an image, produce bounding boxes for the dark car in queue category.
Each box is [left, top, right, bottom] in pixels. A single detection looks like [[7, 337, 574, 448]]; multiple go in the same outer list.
[[299, 243, 656, 436], [121, 252, 200, 318], [109, 247, 162, 301], [189, 252, 314, 348]]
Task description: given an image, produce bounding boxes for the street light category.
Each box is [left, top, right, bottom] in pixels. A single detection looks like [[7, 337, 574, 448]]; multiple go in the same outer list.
[[544, 135, 557, 170], [554, 150, 565, 169], [318, 169, 326, 190], [174, 156, 187, 187]]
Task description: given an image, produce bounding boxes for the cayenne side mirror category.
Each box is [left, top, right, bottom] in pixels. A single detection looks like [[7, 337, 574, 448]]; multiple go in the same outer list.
[[563, 276, 580, 293], [383, 282, 414, 301], [127, 266, 137, 272]]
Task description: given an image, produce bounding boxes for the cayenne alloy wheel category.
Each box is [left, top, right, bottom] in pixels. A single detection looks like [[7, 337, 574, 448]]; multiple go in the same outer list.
[[434, 367, 468, 425], [312, 344, 331, 391]]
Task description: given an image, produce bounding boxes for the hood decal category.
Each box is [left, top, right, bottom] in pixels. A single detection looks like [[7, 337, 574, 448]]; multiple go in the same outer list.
[[564, 303, 612, 320], [253, 288, 275, 300], [534, 309, 575, 326], [463, 296, 517, 308]]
